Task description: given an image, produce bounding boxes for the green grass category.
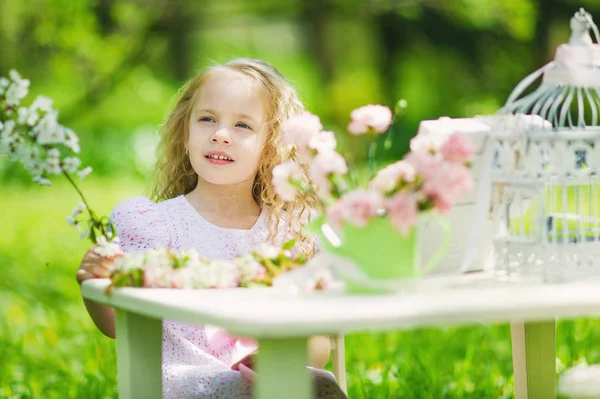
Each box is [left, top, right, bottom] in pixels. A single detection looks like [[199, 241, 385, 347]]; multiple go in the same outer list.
[[2, 178, 600, 398]]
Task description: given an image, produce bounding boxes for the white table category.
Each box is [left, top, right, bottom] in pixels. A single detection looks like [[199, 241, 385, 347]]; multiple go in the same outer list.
[[81, 274, 600, 399]]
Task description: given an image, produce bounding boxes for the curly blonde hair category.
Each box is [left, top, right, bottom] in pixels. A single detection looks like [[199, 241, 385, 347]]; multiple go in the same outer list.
[[152, 58, 319, 257]]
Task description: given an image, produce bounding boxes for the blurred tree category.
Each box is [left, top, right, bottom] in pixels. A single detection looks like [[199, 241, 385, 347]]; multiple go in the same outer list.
[[2, 0, 600, 179]]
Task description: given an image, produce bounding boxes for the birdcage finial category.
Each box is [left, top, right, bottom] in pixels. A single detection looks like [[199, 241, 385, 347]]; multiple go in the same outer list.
[[500, 9, 600, 124], [570, 8, 600, 45]]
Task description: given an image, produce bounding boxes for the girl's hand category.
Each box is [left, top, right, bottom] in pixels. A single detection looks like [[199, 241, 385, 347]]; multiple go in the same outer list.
[[76, 246, 118, 284], [231, 352, 256, 371], [238, 364, 256, 382]]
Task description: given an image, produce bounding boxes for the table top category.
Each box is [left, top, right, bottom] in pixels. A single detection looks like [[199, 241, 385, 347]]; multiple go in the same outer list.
[[82, 273, 600, 338]]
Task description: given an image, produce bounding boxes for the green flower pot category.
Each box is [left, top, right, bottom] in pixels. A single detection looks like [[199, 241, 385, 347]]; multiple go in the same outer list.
[[306, 215, 450, 294]]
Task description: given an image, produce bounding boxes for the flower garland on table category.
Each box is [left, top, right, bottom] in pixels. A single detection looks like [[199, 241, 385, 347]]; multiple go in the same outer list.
[[1, 70, 307, 290], [107, 241, 306, 293]]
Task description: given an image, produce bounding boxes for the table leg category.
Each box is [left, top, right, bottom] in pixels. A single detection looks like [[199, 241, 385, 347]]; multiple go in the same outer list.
[[511, 320, 556, 399], [115, 309, 163, 399], [331, 335, 347, 394], [256, 337, 311, 399]]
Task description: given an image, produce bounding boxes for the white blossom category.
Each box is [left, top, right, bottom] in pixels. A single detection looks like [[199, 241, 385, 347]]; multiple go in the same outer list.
[[114, 252, 146, 273], [1, 119, 15, 136], [9, 69, 22, 81], [47, 148, 60, 159], [71, 202, 86, 219], [17, 107, 29, 124], [5, 70, 30, 106], [254, 242, 280, 259], [24, 161, 43, 176], [235, 254, 266, 284], [196, 260, 239, 288], [0, 120, 16, 153], [34, 112, 63, 145], [63, 128, 80, 153], [77, 166, 92, 180], [26, 107, 40, 126], [62, 157, 81, 173], [21, 146, 43, 175], [0, 77, 9, 90], [32, 175, 52, 186], [559, 363, 600, 398], [31, 96, 53, 113], [45, 157, 62, 175], [93, 236, 123, 258], [65, 216, 77, 226]]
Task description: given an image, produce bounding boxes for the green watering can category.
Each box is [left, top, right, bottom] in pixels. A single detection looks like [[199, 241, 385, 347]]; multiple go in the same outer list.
[[306, 215, 451, 294]]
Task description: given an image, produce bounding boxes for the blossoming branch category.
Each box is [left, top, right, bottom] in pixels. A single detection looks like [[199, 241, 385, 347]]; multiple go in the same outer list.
[[0, 70, 114, 244]]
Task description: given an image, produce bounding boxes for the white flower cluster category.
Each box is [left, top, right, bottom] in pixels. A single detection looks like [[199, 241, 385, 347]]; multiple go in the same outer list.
[[559, 363, 600, 399], [110, 246, 273, 289], [94, 236, 123, 258], [0, 70, 91, 185]]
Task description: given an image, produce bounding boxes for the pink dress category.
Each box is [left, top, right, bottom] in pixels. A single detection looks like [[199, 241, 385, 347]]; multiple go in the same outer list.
[[111, 195, 345, 399]]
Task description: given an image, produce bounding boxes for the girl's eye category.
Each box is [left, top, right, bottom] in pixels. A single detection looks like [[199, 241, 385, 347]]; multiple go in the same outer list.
[[236, 122, 252, 130], [199, 116, 215, 123]]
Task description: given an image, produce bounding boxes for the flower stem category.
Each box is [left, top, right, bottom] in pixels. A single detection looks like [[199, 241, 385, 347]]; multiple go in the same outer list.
[[368, 137, 377, 180], [383, 124, 394, 152], [62, 170, 95, 222]]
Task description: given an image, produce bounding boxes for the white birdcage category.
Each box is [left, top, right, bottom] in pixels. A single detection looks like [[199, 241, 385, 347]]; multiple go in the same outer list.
[[490, 8, 600, 283]]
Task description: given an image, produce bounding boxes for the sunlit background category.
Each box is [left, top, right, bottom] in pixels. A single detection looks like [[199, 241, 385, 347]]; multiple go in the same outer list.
[[2, 1, 600, 398]]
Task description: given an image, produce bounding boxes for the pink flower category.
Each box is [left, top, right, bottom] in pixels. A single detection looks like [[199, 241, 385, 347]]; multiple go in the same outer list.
[[326, 200, 345, 230], [347, 105, 393, 135], [282, 112, 323, 150], [432, 195, 453, 214], [410, 134, 445, 154], [327, 189, 383, 228], [143, 267, 166, 288], [422, 162, 473, 213], [309, 151, 348, 198], [272, 161, 303, 202], [440, 133, 474, 164], [308, 130, 337, 153], [370, 160, 416, 194], [386, 192, 419, 236], [404, 151, 438, 180]]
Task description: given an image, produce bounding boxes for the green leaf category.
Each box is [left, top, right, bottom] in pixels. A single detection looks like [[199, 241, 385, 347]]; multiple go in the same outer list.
[[131, 269, 144, 287], [282, 238, 296, 250], [296, 254, 307, 264], [109, 220, 118, 240], [89, 226, 97, 244]]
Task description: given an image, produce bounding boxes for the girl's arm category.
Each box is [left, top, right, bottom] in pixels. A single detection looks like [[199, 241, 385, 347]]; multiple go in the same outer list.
[[83, 299, 115, 339], [77, 246, 117, 339], [308, 335, 331, 369]]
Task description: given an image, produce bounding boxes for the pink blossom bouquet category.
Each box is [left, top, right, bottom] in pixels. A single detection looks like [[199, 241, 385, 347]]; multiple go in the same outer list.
[[272, 103, 475, 237]]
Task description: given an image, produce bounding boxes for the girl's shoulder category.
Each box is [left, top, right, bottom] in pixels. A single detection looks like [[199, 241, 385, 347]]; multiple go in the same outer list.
[[110, 196, 176, 252]]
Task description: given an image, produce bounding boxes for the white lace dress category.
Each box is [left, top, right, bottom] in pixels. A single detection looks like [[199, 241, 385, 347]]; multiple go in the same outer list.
[[110, 195, 345, 399]]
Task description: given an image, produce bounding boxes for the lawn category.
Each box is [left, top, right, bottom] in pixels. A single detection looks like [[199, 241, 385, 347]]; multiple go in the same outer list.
[[2, 178, 600, 398]]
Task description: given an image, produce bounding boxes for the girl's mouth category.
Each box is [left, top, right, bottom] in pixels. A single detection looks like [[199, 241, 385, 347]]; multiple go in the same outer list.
[[205, 153, 234, 165]]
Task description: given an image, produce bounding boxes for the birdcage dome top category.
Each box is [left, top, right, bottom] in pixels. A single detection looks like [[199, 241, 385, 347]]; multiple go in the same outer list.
[[499, 8, 600, 132]]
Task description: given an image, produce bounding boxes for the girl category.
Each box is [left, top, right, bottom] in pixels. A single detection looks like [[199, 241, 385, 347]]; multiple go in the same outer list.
[[76, 58, 347, 399]]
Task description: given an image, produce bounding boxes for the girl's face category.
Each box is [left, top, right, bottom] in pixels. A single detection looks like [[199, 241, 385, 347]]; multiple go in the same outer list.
[[188, 69, 269, 187]]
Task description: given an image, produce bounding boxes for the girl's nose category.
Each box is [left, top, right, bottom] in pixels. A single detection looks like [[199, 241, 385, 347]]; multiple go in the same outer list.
[[211, 128, 231, 145]]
